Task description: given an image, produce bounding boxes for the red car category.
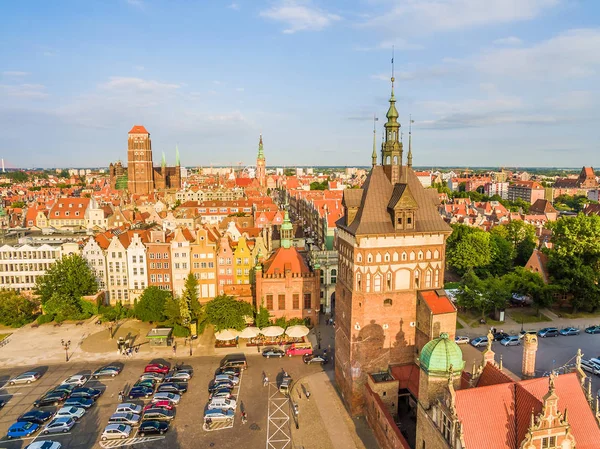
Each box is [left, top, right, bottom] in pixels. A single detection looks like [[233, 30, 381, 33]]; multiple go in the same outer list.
[[144, 364, 169, 374], [144, 400, 174, 412]]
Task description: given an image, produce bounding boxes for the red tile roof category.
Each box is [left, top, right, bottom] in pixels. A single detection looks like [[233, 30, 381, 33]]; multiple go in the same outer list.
[[476, 363, 515, 387], [263, 247, 310, 275], [420, 290, 456, 314], [128, 125, 149, 134], [390, 364, 420, 399]]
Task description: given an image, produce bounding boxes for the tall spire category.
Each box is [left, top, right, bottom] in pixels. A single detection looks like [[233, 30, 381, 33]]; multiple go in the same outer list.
[[161, 151, 166, 168], [175, 144, 180, 166], [257, 133, 265, 160], [372, 114, 378, 167], [381, 48, 403, 184], [408, 114, 414, 168]]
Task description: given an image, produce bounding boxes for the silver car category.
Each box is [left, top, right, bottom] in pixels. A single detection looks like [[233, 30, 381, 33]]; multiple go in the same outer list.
[[500, 336, 521, 346], [101, 424, 132, 441], [108, 412, 141, 426], [42, 417, 76, 435], [9, 371, 41, 385], [115, 403, 142, 414]]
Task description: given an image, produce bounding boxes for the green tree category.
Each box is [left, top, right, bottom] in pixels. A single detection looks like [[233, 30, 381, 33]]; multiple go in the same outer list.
[[255, 306, 271, 328], [503, 267, 556, 316], [11, 200, 25, 208], [446, 225, 491, 275], [487, 233, 514, 276], [44, 292, 83, 322], [205, 295, 254, 331], [58, 169, 69, 178], [180, 273, 198, 327], [548, 214, 600, 260], [134, 287, 170, 322], [0, 291, 37, 327], [35, 254, 98, 304], [8, 171, 28, 183]]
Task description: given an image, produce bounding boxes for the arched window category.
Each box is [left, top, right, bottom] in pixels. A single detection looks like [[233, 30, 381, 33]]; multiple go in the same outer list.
[[425, 270, 432, 288], [357, 254, 362, 263], [356, 273, 361, 291], [393, 252, 399, 262], [386, 156, 391, 165], [409, 251, 415, 261], [374, 274, 382, 292], [434, 249, 440, 259], [393, 156, 398, 165], [384, 253, 390, 262], [434, 269, 440, 287], [375, 253, 382, 263], [414, 270, 420, 288], [384, 298, 393, 307], [401, 252, 407, 261], [386, 272, 392, 290], [366, 273, 371, 292], [418, 251, 424, 260], [367, 254, 373, 263], [426, 250, 432, 259]]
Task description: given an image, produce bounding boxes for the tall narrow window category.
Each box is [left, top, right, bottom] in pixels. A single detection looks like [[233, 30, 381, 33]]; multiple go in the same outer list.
[[292, 293, 300, 310], [303, 293, 311, 309], [278, 294, 286, 310], [266, 294, 274, 310], [374, 274, 382, 292], [386, 273, 392, 290], [366, 274, 371, 292]]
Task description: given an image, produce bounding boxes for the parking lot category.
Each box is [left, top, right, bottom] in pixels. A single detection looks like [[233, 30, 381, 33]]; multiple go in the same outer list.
[[466, 329, 600, 394], [0, 354, 333, 449]]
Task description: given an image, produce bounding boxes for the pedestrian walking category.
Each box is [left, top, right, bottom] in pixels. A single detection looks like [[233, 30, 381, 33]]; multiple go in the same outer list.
[[173, 344, 177, 355], [118, 391, 123, 402], [241, 411, 247, 424], [263, 375, 269, 387]]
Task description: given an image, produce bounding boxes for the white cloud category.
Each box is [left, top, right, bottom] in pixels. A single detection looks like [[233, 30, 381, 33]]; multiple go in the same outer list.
[[475, 28, 600, 80], [0, 84, 47, 99], [493, 36, 523, 46], [126, 0, 144, 8], [228, 2, 240, 10], [364, 0, 558, 36], [260, 0, 341, 34], [100, 77, 181, 92], [545, 90, 595, 111], [2, 71, 30, 77], [236, 87, 245, 92]]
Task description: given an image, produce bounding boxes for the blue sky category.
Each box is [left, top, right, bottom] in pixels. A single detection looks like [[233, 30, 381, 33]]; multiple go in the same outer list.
[[1, 0, 599, 169]]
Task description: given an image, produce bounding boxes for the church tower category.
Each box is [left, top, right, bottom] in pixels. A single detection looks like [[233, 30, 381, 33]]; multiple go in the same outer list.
[[127, 125, 154, 195], [335, 74, 452, 415], [381, 76, 403, 184], [256, 134, 266, 188]]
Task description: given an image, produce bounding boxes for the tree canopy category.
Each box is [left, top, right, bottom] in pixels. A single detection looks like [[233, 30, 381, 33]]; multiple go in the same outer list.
[[446, 225, 491, 275], [205, 295, 254, 331], [0, 291, 37, 327], [35, 254, 98, 304], [134, 287, 171, 322]]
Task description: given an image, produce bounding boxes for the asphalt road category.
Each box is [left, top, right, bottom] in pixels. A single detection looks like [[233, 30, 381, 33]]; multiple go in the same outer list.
[[0, 353, 327, 449], [472, 331, 600, 395]]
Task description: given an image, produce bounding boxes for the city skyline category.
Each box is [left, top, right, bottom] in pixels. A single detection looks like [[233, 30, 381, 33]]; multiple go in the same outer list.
[[1, 0, 600, 168]]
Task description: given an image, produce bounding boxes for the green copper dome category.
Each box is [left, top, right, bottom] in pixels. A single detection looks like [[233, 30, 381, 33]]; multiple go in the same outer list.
[[419, 333, 465, 376]]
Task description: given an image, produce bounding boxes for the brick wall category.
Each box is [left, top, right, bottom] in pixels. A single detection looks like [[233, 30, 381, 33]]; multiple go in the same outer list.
[[365, 383, 411, 449]]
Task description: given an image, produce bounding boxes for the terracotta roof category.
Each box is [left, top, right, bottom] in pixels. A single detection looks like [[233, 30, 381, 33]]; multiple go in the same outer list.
[[456, 372, 599, 449], [262, 247, 310, 275], [128, 125, 149, 134], [390, 364, 420, 399], [419, 290, 456, 315], [476, 363, 515, 387]]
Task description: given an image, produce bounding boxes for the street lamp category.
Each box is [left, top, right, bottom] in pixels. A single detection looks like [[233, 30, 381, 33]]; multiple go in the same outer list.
[[316, 331, 322, 350], [61, 339, 71, 362]]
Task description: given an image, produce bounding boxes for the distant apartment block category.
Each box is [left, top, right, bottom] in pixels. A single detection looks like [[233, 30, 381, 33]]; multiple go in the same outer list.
[[484, 182, 509, 199], [507, 181, 545, 204]]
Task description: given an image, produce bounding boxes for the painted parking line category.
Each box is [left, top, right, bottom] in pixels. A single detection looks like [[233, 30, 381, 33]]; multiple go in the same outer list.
[[99, 435, 166, 448], [266, 383, 291, 449], [1, 432, 73, 443], [0, 392, 23, 397], [203, 371, 243, 432]]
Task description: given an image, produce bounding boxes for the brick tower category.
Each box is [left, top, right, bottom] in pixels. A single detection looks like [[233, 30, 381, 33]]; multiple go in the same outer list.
[[127, 125, 154, 195], [334, 75, 452, 415], [256, 134, 266, 188], [522, 333, 538, 378]]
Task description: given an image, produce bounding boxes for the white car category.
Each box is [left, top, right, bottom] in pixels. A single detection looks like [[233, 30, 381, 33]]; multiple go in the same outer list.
[[42, 417, 76, 435], [55, 406, 85, 421], [454, 336, 470, 345], [152, 392, 180, 405], [207, 397, 237, 411], [25, 442, 62, 449], [60, 375, 88, 387], [101, 424, 132, 441], [115, 403, 142, 414]]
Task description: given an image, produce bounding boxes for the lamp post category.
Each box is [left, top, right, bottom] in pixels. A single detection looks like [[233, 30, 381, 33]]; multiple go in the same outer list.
[[61, 339, 71, 362], [316, 331, 322, 350]]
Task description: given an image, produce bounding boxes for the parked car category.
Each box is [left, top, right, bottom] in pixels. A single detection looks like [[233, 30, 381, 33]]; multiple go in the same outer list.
[[144, 364, 169, 374], [101, 424, 132, 441], [585, 325, 600, 334], [510, 294, 529, 307], [303, 354, 329, 364], [152, 392, 181, 405], [138, 420, 169, 436], [500, 336, 521, 346], [70, 387, 102, 400], [454, 336, 470, 345], [590, 357, 600, 367], [128, 386, 154, 399], [164, 371, 191, 382], [214, 374, 239, 385], [217, 367, 241, 377], [209, 381, 234, 393], [204, 409, 234, 423], [64, 397, 94, 409], [538, 328, 559, 338], [34, 392, 68, 408], [580, 359, 600, 376], [139, 372, 165, 383], [262, 347, 285, 358], [7, 421, 39, 439], [18, 410, 55, 424], [55, 406, 85, 421], [493, 332, 509, 342], [157, 382, 187, 394], [42, 417, 76, 435], [470, 336, 488, 347], [143, 401, 173, 412], [209, 388, 234, 400], [25, 441, 62, 449], [108, 413, 141, 426], [134, 380, 156, 390], [219, 356, 248, 371], [207, 397, 237, 411], [519, 330, 537, 336], [50, 384, 75, 395], [115, 403, 142, 414], [8, 371, 41, 385], [60, 375, 88, 387], [92, 366, 122, 378], [142, 408, 175, 422], [559, 327, 580, 336]]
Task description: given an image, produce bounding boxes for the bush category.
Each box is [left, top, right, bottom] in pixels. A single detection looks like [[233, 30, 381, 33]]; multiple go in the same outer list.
[[172, 324, 191, 337], [36, 314, 54, 325]]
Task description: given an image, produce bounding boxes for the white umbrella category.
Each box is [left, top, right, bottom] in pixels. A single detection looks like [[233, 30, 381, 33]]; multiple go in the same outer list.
[[260, 326, 285, 337], [215, 329, 240, 341], [285, 325, 310, 338], [238, 327, 260, 339]]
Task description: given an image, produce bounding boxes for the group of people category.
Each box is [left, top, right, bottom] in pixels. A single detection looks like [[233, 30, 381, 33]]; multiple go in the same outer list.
[[118, 345, 139, 357]]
